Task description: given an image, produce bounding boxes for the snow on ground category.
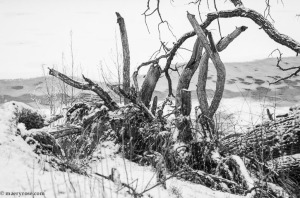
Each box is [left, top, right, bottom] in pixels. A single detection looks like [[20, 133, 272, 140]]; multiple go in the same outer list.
[[0, 101, 245, 198], [0, 102, 127, 198], [209, 97, 290, 132], [90, 142, 244, 198], [161, 97, 290, 133]]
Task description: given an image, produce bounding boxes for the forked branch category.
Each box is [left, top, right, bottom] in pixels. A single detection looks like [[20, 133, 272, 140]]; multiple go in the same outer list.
[[197, 26, 248, 117], [187, 12, 226, 119], [48, 68, 119, 111]]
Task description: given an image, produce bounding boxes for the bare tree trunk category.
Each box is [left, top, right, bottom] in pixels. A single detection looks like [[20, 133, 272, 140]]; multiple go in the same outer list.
[[116, 12, 130, 104], [140, 64, 161, 108], [175, 37, 203, 112]]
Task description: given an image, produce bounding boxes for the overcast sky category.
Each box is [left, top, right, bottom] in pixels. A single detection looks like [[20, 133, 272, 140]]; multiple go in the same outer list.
[[0, 0, 299, 80]]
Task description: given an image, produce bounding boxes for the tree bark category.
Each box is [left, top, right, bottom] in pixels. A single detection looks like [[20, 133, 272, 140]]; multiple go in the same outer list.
[[197, 26, 248, 117], [187, 13, 226, 135], [204, 8, 300, 54], [175, 37, 203, 111], [220, 114, 300, 159], [116, 12, 130, 104], [140, 64, 162, 108], [180, 89, 192, 116], [151, 96, 158, 116], [164, 4, 300, 74]]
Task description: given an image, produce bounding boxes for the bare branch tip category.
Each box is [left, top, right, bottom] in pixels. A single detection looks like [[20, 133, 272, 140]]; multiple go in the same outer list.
[[240, 26, 248, 31], [186, 11, 194, 17], [115, 12, 121, 17]]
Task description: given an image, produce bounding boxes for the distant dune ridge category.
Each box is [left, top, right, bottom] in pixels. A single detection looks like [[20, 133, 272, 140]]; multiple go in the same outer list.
[[0, 56, 300, 107]]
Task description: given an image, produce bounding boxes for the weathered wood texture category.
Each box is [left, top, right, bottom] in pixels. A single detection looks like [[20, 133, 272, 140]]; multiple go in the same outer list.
[[221, 111, 300, 159], [180, 89, 192, 116], [151, 96, 158, 116], [48, 68, 119, 111], [187, 12, 226, 127], [165, 3, 300, 76], [197, 26, 248, 117], [175, 38, 203, 111], [116, 12, 131, 104], [140, 64, 162, 108]]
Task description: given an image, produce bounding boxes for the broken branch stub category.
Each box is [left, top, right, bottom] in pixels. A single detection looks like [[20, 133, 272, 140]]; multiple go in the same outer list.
[[140, 64, 162, 108], [116, 12, 131, 104], [180, 89, 192, 116]]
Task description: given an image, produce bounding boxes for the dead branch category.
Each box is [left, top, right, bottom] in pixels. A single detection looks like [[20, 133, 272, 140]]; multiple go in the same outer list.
[[44, 114, 63, 126], [175, 37, 203, 111], [197, 26, 248, 116], [229, 0, 244, 8], [266, 108, 274, 121], [204, 8, 300, 55], [151, 96, 158, 116], [48, 68, 119, 111], [269, 49, 300, 84], [116, 12, 131, 104], [187, 12, 226, 120], [48, 125, 82, 139], [140, 64, 162, 107], [94, 171, 140, 198]]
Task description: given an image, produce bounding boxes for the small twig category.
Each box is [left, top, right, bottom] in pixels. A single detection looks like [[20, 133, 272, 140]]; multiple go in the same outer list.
[[269, 49, 300, 84], [94, 172, 141, 198]]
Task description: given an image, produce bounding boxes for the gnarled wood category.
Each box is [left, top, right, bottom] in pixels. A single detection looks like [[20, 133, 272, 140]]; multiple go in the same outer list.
[[197, 26, 248, 116], [187, 12, 226, 132], [205, 8, 300, 54]]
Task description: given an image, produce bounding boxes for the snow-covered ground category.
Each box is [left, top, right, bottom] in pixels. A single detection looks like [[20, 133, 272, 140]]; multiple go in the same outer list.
[[0, 101, 245, 198], [162, 97, 290, 133]]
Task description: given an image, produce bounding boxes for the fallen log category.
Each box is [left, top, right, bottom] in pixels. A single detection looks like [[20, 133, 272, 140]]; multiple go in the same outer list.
[[221, 111, 300, 160]]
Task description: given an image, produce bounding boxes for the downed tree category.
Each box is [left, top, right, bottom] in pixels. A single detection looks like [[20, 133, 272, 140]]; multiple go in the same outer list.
[[220, 110, 300, 159], [35, 3, 300, 197]]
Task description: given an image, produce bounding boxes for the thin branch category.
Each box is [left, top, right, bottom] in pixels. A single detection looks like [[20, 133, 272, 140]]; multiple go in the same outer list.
[[213, 0, 223, 38], [204, 8, 300, 55], [269, 49, 300, 84]]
